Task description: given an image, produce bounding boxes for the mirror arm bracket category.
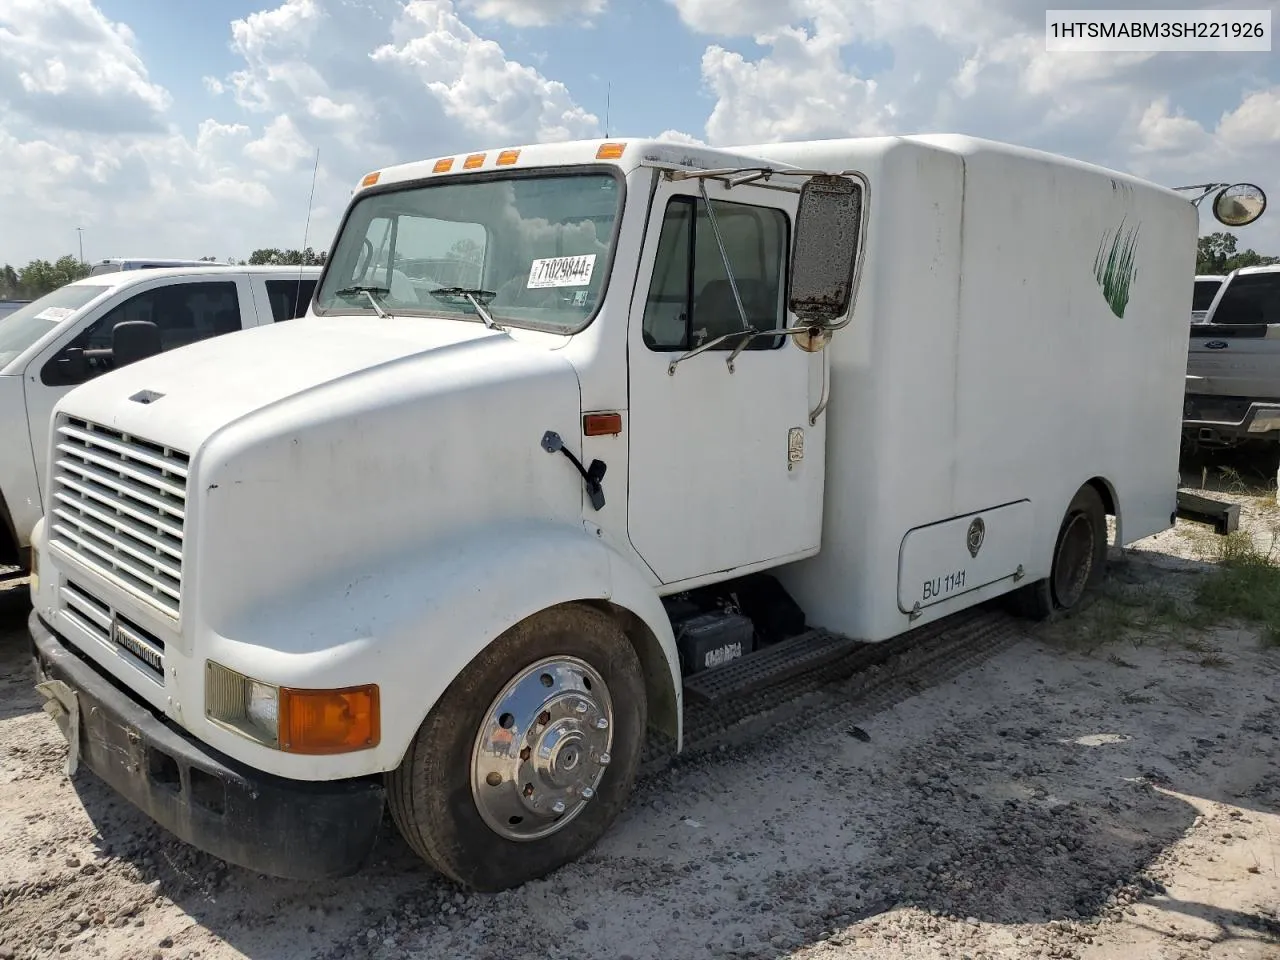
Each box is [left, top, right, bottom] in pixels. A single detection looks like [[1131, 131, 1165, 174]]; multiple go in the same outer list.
[[667, 325, 825, 376]]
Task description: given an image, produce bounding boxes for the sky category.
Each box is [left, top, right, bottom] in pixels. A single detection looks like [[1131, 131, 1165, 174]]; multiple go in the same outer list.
[[0, 0, 1277, 268]]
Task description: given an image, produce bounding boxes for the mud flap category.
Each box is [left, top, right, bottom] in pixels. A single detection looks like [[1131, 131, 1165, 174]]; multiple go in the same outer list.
[[35, 679, 81, 776]]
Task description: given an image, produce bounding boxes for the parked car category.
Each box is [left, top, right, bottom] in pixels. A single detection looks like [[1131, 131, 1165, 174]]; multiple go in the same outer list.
[[0, 265, 321, 572], [87, 258, 226, 276], [1184, 264, 1280, 448]]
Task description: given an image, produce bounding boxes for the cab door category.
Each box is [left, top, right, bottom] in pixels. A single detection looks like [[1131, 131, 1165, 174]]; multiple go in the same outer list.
[[625, 176, 826, 585]]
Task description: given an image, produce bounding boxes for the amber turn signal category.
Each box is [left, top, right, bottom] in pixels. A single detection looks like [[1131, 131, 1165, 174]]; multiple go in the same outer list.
[[583, 412, 623, 436], [279, 684, 380, 754]]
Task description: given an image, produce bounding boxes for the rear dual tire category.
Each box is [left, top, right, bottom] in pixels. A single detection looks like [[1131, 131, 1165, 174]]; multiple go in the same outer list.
[[1010, 484, 1108, 620]]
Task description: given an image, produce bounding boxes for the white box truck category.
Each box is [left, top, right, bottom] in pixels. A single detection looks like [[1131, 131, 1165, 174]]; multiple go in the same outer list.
[[25, 135, 1264, 892]]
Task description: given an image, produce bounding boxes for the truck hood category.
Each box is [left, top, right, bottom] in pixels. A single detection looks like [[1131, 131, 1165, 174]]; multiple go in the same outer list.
[[52, 315, 564, 454]]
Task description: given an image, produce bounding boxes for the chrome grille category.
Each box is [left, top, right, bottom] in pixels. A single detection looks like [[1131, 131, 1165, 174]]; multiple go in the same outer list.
[[60, 580, 165, 680], [49, 416, 188, 619]]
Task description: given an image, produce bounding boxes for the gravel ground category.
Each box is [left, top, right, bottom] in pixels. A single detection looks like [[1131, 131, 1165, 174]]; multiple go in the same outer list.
[[1, 498, 1278, 960]]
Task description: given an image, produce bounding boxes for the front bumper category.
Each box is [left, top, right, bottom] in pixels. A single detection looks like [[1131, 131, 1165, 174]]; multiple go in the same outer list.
[[29, 610, 386, 880]]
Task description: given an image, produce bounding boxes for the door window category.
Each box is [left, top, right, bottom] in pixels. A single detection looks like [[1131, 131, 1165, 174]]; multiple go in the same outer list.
[[41, 281, 242, 386], [264, 278, 318, 321], [641, 196, 789, 352]]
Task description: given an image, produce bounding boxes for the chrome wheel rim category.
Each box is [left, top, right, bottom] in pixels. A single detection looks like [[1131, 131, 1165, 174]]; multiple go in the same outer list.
[[470, 656, 614, 842]]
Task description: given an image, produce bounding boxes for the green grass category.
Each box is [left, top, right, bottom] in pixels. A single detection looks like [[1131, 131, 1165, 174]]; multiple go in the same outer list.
[[1194, 531, 1280, 646], [1043, 529, 1280, 654], [1094, 219, 1141, 318]]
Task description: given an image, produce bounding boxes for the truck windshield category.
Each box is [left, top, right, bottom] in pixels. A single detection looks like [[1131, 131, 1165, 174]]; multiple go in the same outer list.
[[315, 170, 622, 333], [1211, 272, 1280, 325], [0, 284, 110, 369]]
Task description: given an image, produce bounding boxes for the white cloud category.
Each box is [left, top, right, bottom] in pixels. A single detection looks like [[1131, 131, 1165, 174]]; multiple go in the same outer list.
[[654, 129, 706, 145], [0, 0, 1276, 267], [244, 114, 315, 172], [670, 0, 1280, 251], [0, 0, 170, 132], [1218, 88, 1280, 146], [459, 0, 607, 28], [371, 0, 599, 143], [701, 26, 890, 145], [0, 0, 603, 265]]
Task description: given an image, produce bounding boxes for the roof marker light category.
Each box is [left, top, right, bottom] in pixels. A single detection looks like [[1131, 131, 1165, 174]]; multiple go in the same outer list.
[[596, 142, 626, 160], [463, 153, 486, 169], [496, 149, 520, 166], [433, 158, 454, 173], [361, 171, 380, 187]]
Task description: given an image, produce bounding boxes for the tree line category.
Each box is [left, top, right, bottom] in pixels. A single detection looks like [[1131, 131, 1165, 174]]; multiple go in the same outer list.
[[1, 235, 1274, 302], [1196, 232, 1278, 274], [0, 248, 327, 300]]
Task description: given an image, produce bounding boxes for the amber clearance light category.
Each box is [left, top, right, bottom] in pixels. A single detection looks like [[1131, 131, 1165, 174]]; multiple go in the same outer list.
[[279, 685, 381, 755]]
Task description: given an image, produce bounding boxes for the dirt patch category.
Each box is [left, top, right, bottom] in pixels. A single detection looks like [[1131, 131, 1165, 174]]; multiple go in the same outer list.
[[1, 501, 1278, 960]]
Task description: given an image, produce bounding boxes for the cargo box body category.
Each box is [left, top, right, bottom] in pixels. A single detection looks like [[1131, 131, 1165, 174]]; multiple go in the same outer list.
[[736, 135, 1199, 641]]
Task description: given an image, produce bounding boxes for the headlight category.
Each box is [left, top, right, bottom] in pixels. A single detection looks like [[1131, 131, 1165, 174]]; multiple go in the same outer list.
[[205, 660, 380, 754]]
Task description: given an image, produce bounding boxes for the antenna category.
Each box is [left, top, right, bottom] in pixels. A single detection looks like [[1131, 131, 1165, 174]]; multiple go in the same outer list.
[[294, 146, 321, 318], [605, 82, 611, 138]]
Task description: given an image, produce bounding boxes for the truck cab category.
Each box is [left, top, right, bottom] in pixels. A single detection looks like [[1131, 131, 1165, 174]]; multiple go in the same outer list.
[[0, 265, 320, 571]]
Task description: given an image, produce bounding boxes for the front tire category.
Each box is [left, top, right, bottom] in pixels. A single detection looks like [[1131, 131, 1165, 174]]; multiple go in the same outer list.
[[386, 603, 646, 892]]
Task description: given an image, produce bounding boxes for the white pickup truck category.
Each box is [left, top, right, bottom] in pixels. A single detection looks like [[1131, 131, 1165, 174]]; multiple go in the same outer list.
[[24, 135, 1263, 892], [0, 265, 320, 573], [1184, 263, 1280, 448]]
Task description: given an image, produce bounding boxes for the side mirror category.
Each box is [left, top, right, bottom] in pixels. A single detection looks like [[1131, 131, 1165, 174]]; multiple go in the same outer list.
[[788, 173, 866, 328], [58, 347, 89, 382], [111, 320, 162, 367], [1212, 183, 1266, 227]]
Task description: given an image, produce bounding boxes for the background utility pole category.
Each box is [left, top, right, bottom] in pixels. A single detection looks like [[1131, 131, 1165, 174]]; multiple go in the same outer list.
[[76, 227, 84, 265]]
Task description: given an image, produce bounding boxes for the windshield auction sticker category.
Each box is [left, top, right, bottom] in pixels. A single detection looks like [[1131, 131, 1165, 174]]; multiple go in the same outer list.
[[527, 254, 596, 288]]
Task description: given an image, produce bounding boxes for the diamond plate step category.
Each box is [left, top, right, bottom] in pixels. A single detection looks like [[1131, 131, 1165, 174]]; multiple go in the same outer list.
[[682, 628, 863, 704]]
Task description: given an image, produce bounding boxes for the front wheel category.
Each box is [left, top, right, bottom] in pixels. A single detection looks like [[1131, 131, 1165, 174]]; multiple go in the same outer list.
[[386, 603, 646, 891]]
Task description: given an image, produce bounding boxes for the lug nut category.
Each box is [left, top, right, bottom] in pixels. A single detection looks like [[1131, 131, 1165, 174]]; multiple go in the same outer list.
[[580, 787, 595, 800], [598, 752, 611, 765], [552, 800, 567, 814], [595, 718, 609, 730], [575, 701, 588, 714]]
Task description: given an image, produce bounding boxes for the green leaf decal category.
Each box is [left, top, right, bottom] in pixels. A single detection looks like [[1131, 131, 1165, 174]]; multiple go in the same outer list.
[[1093, 218, 1140, 318]]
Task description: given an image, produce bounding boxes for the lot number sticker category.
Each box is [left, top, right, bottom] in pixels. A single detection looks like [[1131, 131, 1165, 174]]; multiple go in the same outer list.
[[527, 254, 596, 289]]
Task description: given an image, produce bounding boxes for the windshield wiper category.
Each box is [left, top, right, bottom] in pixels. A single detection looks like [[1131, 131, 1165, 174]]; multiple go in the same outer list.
[[428, 287, 501, 330], [334, 285, 393, 318]]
